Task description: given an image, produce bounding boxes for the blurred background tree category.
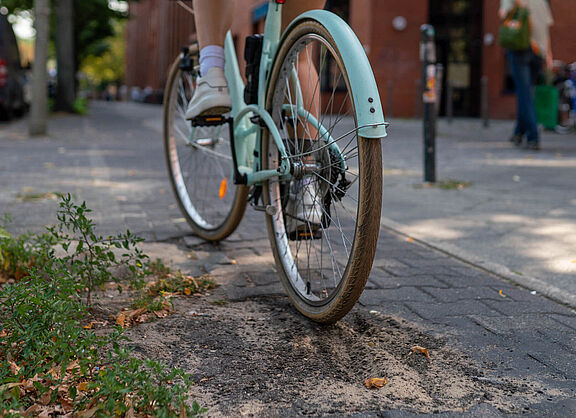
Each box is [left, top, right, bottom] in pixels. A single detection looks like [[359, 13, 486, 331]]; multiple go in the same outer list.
[[0, 0, 128, 113], [81, 20, 125, 90]]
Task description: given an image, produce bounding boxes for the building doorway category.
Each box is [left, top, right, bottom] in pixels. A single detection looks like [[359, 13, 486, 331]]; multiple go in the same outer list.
[[429, 0, 483, 117]]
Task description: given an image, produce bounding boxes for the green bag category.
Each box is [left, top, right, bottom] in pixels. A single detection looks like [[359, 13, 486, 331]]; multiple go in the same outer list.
[[499, 5, 531, 51], [534, 85, 558, 130]]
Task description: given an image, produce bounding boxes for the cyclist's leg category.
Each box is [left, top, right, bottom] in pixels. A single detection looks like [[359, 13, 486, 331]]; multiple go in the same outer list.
[[186, 0, 235, 119], [282, 1, 327, 236], [193, 0, 233, 48], [283, 0, 326, 135], [282, 0, 326, 30]]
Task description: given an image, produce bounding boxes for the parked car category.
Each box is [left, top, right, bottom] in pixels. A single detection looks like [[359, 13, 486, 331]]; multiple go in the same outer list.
[[0, 13, 26, 120]]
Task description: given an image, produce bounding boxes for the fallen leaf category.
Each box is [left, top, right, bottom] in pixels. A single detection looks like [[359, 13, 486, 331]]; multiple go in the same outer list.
[[76, 406, 99, 418], [39, 389, 52, 405], [364, 377, 388, 389], [8, 360, 20, 375], [82, 322, 94, 330], [46, 367, 60, 380], [367, 342, 375, 347], [78, 381, 90, 392], [153, 309, 171, 318], [116, 313, 127, 327], [0, 329, 7, 337], [499, 289, 507, 298], [0, 382, 24, 392], [24, 404, 43, 415], [411, 345, 431, 359], [184, 288, 192, 296]]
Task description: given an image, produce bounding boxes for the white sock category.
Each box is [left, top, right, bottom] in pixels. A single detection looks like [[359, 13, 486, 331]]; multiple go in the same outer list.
[[199, 45, 225, 76]]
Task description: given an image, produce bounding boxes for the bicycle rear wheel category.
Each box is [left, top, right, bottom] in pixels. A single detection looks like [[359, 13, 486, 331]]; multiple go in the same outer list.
[[262, 20, 383, 323], [163, 50, 248, 241]]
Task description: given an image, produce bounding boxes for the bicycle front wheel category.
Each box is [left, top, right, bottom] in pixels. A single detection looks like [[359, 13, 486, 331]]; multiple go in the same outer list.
[[163, 50, 248, 241], [262, 20, 383, 323]]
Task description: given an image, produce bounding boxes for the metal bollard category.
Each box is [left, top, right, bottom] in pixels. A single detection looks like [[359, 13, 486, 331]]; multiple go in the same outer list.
[[414, 79, 422, 118], [420, 24, 437, 183], [435, 63, 444, 117], [481, 76, 489, 128], [446, 79, 453, 124]]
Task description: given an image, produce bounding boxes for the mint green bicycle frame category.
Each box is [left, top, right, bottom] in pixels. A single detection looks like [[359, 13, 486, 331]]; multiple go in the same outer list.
[[215, 0, 387, 186]]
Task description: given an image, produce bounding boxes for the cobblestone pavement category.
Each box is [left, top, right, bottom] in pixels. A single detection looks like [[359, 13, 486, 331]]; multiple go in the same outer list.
[[1, 102, 575, 415]]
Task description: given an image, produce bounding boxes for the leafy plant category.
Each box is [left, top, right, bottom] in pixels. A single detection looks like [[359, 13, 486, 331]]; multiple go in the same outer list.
[[0, 215, 56, 282], [46, 194, 149, 305], [0, 196, 205, 416]]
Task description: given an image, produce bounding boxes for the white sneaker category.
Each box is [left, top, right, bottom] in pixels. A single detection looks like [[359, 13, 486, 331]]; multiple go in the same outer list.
[[185, 67, 232, 120], [286, 176, 323, 239]]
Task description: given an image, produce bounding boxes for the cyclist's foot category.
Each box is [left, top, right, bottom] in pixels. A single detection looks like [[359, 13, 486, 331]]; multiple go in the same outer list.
[[286, 176, 323, 240], [185, 67, 232, 120]]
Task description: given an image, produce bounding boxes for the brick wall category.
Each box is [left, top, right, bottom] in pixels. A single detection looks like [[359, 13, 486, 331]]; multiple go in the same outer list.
[[125, 0, 575, 118]]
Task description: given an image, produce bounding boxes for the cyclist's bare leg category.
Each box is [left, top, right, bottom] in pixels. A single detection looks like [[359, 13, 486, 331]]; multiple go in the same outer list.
[[282, 0, 326, 30], [282, 0, 327, 236], [283, 0, 325, 140], [186, 0, 235, 119], [193, 0, 234, 48]]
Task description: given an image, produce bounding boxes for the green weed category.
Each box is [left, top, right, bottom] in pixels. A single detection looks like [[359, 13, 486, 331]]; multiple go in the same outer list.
[[0, 195, 205, 416]]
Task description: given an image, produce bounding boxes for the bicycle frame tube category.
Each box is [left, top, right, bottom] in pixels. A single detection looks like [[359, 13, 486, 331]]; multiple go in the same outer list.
[[222, 1, 287, 186]]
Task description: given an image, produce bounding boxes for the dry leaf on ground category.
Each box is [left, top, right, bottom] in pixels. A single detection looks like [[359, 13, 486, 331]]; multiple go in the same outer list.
[[8, 360, 20, 375], [364, 377, 388, 389], [116, 313, 127, 327], [410, 345, 431, 359]]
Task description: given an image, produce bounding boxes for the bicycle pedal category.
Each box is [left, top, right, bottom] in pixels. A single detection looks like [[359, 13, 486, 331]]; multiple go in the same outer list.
[[288, 228, 322, 241], [191, 115, 229, 127]]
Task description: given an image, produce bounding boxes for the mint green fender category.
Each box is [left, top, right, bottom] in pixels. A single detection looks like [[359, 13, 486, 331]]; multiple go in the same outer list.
[[283, 10, 387, 139]]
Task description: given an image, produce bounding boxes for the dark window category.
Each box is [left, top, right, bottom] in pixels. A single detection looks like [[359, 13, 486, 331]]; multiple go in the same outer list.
[[429, 0, 483, 117]]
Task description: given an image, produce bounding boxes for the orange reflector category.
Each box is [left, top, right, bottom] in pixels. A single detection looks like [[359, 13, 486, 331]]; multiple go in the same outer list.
[[219, 178, 228, 199]]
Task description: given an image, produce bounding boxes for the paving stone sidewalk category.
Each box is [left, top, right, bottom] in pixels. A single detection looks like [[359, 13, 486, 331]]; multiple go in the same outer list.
[[1, 102, 575, 415]]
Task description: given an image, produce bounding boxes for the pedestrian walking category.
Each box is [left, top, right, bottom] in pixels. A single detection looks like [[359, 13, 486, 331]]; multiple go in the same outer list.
[[499, 0, 553, 150]]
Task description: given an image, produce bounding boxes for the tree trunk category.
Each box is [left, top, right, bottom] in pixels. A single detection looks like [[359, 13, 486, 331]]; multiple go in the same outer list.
[[29, 0, 50, 136], [54, 0, 76, 112]]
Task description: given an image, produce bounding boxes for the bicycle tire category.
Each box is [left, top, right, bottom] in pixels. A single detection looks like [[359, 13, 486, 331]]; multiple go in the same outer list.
[[262, 20, 383, 323], [163, 50, 248, 241]]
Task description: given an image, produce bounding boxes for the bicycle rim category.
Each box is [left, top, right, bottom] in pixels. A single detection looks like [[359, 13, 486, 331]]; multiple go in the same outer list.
[[163, 55, 248, 241], [263, 21, 383, 323]]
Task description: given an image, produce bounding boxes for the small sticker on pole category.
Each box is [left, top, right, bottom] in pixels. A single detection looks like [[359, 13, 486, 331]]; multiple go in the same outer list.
[[423, 64, 437, 103]]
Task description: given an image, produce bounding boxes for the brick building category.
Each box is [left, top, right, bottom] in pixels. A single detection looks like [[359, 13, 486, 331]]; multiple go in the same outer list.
[[125, 0, 576, 118]]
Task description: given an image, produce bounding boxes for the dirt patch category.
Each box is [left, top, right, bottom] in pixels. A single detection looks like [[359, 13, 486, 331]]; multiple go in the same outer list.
[[82, 241, 559, 416], [115, 292, 549, 416]]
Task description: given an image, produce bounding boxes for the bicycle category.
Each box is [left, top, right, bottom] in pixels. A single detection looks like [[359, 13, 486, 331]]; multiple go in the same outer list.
[[163, 0, 387, 323]]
